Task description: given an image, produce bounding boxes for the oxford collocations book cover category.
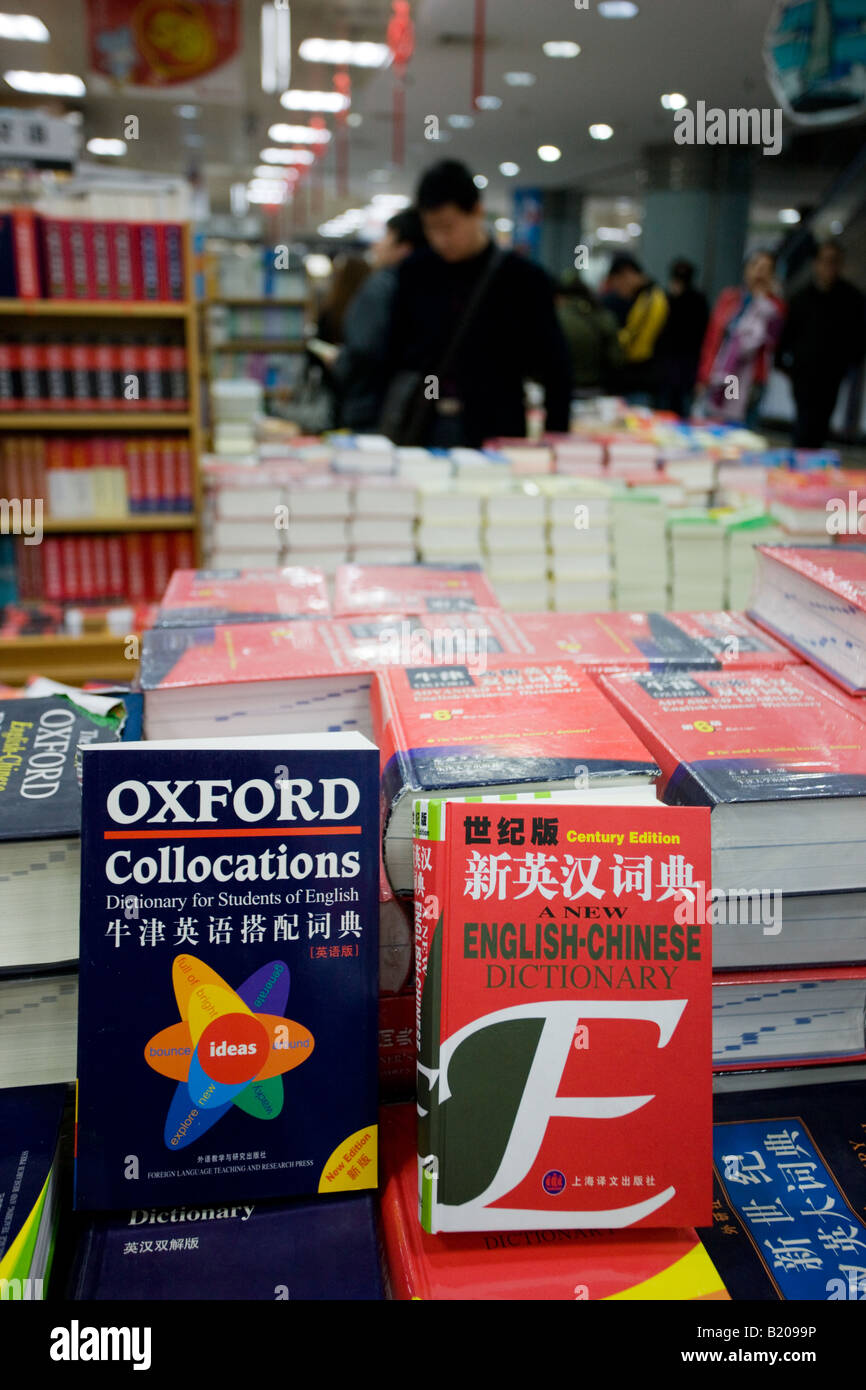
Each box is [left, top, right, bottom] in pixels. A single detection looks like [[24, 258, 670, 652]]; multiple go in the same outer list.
[[74, 734, 379, 1211]]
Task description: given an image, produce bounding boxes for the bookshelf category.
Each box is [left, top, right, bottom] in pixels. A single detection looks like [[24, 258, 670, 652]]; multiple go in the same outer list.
[[0, 222, 202, 684]]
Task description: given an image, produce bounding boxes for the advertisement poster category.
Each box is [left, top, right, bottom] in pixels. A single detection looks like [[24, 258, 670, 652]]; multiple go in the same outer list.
[[86, 0, 241, 101]]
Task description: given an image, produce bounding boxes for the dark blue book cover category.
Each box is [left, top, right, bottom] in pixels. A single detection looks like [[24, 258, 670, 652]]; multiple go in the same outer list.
[[698, 1080, 866, 1299], [0, 693, 140, 841], [0, 1083, 66, 1291], [71, 1191, 384, 1299], [74, 733, 380, 1211]]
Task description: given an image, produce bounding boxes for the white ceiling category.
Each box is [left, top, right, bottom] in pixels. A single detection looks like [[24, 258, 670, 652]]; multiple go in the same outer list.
[[0, 0, 861, 230]]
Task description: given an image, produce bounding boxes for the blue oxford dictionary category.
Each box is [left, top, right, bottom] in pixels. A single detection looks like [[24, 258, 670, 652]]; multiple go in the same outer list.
[[74, 734, 380, 1212], [71, 1192, 384, 1299]]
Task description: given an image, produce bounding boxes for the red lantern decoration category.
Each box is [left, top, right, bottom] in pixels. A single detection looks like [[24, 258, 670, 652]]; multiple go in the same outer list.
[[472, 0, 486, 110], [333, 68, 351, 196], [386, 0, 414, 166]]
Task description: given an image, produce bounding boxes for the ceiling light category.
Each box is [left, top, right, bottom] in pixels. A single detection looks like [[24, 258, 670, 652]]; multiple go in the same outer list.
[[64, 110, 83, 126], [661, 92, 687, 110], [778, 208, 801, 224], [473, 174, 488, 189], [248, 184, 288, 205], [0, 14, 48, 41], [626, 222, 642, 237], [306, 254, 333, 276], [448, 114, 474, 129], [86, 138, 126, 156], [504, 71, 535, 86], [597, 226, 630, 242], [475, 95, 501, 110], [346, 112, 363, 128], [254, 164, 299, 179], [175, 104, 199, 119], [499, 161, 519, 177], [538, 144, 561, 162], [261, 2, 291, 94], [542, 41, 580, 58], [495, 218, 513, 232], [281, 89, 348, 112], [259, 147, 316, 165], [589, 123, 614, 140], [598, 1, 639, 16], [371, 193, 410, 207], [830, 219, 844, 234], [4, 70, 85, 96], [268, 123, 331, 144], [298, 38, 390, 68]]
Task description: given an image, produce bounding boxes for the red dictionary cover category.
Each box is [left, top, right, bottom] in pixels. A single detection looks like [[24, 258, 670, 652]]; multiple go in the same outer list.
[[333, 563, 502, 617], [68, 221, 90, 299], [511, 610, 795, 673], [141, 610, 534, 691], [712, 965, 866, 1072], [596, 664, 866, 807], [414, 795, 713, 1232], [380, 1104, 727, 1299], [11, 208, 41, 298], [155, 567, 332, 627]]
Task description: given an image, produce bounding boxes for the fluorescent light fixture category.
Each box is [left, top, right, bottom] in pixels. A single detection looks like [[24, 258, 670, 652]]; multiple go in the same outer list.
[[371, 193, 410, 207], [589, 122, 614, 140], [448, 114, 474, 129], [254, 164, 298, 179], [542, 41, 580, 57], [0, 14, 48, 41], [86, 138, 126, 156], [473, 174, 488, 189], [598, 1, 639, 15], [495, 217, 513, 232], [259, 147, 315, 165], [537, 144, 561, 162], [660, 92, 687, 110], [305, 253, 333, 276], [175, 104, 199, 119], [626, 222, 642, 237], [248, 184, 288, 205], [4, 70, 84, 95], [298, 38, 390, 68], [268, 122, 330, 144], [504, 71, 535, 86], [778, 208, 801, 224], [499, 161, 519, 176], [261, 2, 291, 95], [475, 94, 501, 110], [281, 89, 348, 112], [597, 226, 630, 242]]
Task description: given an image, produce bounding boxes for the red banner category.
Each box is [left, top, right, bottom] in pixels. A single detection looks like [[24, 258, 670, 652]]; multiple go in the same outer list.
[[87, 0, 241, 99]]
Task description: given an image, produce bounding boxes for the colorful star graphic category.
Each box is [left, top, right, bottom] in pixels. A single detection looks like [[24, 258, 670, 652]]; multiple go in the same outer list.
[[144, 954, 315, 1150]]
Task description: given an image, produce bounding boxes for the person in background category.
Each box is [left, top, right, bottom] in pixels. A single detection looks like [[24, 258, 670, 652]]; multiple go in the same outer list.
[[316, 254, 371, 346], [602, 254, 669, 405], [556, 272, 623, 396], [775, 241, 866, 448], [696, 249, 785, 426], [382, 159, 572, 447], [336, 208, 427, 432], [654, 258, 709, 417]]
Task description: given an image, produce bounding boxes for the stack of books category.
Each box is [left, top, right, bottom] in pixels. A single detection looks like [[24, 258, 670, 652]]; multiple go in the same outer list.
[[668, 513, 726, 611], [210, 379, 261, 458], [611, 493, 669, 609]]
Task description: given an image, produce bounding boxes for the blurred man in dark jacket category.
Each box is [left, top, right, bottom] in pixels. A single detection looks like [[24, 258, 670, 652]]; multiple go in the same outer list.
[[383, 160, 572, 447], [776, 241, 866, 447], [654, 258, 709, 417], [336, 208, 427, 431]]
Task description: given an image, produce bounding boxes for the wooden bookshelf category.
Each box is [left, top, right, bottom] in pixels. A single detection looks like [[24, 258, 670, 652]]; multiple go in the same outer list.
[[0, 413, 194, 429], [0, 632, 138, 686], [41, 514, 195, 533], [0, 299, 190, 318]]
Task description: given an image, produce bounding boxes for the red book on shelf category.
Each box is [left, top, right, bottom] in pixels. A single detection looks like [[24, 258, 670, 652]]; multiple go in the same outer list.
[[11, 208, 41, 298], [171, 530, 195, 571], [166, 344, 187, 410], [91, 340, 115, 411], [334, 562, 502, 618], [123, 437, 144, 513], [140, 438, 160, 511], [90, 221, 112, 299], [141, 341, 165, 410], [106, 534, 125, 598], [69, 340, 93, 410], [67, 221, 90, 299], [158, 438, 175, 511], [60, 536, 79, 601], [0, 340, 15, 408], [125, 533, 148, 601], [39, 218, 69, 298], [18, 339, 43, 410], [109, 222, 135, 300], [176, 441, 192, 508], [44, 337, 70, 409], [78, 537, 96, 600], [150, 530, 172, 600], [380, 1105, 727, 1299], [163, 223, 185, 301], [118, 337, 139, 411], [136, 223, 161, 301], [93, 536, 109, 599]]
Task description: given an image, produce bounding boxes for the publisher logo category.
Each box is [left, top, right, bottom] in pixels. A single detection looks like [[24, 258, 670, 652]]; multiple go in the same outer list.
[[542, 1169, 567, 1197]]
